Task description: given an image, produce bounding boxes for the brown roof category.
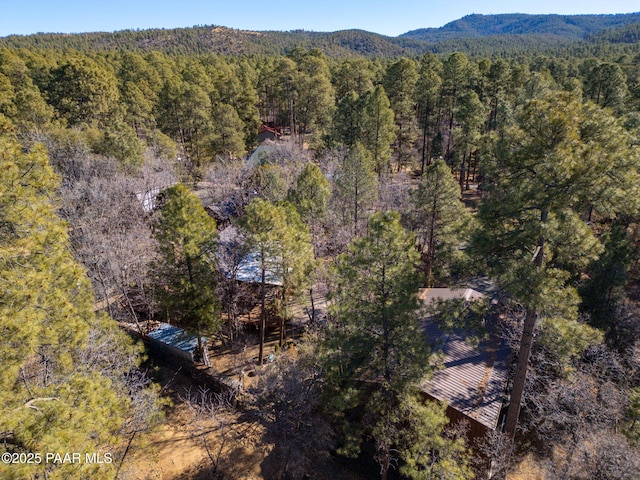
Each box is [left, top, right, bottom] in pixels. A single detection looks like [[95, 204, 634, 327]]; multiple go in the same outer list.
[[258, 125, 281, 136], [419, 288, 510, 430]]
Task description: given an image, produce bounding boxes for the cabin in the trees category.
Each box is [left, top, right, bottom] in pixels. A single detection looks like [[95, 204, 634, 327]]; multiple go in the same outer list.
[[217, 225, 283, 329], [257, 124, 282, 143], [217, 225, 283, 286], [419, 288, 511, 437]]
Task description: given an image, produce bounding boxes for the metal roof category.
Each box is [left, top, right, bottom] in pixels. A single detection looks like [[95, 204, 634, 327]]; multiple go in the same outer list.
[[217, 225, 283, 286], [147, 323, 202, 354], [233, 251, 283, 285], [246, 143, 277, 167], [419, 289, 511, 431]]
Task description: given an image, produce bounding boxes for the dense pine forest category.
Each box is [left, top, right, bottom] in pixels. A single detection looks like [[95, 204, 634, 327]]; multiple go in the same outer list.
[[1, 13, 640, 479]]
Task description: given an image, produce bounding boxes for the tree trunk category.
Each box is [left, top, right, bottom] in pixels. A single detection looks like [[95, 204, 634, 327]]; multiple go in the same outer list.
[[459, 150, 466, 195], [309, 287, 316, 323], [446, 93, 456, 159], [279, 288, 285, 348], [425, 187, 439, 287], [113, 431, 136, 480], [259, 264, 266, 366], [354, 180, 359, 236], [380, 449, 390, 480], [503, 306, 537, 438], [420, 103, 430, 175], [200, 335, 211, 367], [504, 209, 548, 439], [381, 264, 390, 382]]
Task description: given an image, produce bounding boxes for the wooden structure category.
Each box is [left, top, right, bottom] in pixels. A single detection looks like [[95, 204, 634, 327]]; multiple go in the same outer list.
[[216, 225, 283, 331], [145, 322, 205, 363], [257, 124, 282, 143], [206, 200, 239, 230], [420, 288, 511, 437]]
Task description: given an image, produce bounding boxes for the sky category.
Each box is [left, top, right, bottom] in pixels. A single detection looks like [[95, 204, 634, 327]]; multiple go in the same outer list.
[[1, 0, 639, 38]]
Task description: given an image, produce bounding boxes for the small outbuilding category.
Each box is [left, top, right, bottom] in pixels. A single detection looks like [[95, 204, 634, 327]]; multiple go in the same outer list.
[[206, 199, 239, 230], [146, 323, 205, 363]]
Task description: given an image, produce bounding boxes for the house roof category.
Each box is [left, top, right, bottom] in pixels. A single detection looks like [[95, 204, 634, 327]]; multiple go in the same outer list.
[[419, 288, 511, 431], [217, 225, 283, 286], [147, 323, 202, 354], [247, 143, 277, 167], [233, 250, 283, 285], [134, 181, 177, 213], [258, 125, 282, 136], [206, 200, 238, 223], [421, 287, 485, 303]]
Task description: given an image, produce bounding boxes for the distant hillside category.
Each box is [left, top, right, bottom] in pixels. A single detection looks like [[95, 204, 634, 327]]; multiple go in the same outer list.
[[0, 26, 425, 57], [587, 21, 640, 44], [1, 12, 639, 58], [401, 13, 640, 42]]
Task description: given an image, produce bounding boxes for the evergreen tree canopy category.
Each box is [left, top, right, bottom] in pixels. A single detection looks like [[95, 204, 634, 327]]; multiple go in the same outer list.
[[322, 211, 470, 479], [0, 127, 145, 479], [240, 198, 315, 356], [334, 142, 378, 235], [153, 183, 220, 348], [289, 162, 331, 224], [477, 92, 640, 310], [46, 56, 120, 128], [411, 158, 471, 286], [475, 91, 639, 437], [361, 86, 396, 175]]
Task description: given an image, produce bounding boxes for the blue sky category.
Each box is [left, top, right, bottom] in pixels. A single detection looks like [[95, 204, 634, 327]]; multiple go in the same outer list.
[[1, 0, 639, 37]]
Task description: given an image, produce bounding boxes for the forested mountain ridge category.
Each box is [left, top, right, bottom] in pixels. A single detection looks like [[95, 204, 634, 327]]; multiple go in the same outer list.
[[0, 26, 422, 57], [1, 12, 640, 57], [401, 12, 640, 42], [588, 21, 640, 44]]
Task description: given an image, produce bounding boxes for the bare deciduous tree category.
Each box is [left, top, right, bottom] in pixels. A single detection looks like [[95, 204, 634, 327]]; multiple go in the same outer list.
[[251, 337, 332, 480], [52, 148, 176, 328]]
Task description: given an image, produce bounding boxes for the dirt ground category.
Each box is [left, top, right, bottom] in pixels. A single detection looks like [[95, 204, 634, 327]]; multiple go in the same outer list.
[[506, 454, 546, 480], [205, 286, 328, 388], [118, 287, 365, 480], [121, 346, 366, 480], [120, 364, 267, 480]]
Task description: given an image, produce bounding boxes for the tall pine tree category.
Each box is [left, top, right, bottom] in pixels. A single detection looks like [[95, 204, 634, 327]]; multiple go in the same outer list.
[[475, 92, 640, 438], [0, 121, 148, 480], [321, 211, 471, 480], [411, 159, 471, 286], [153, 183, 220, 361], [334, 142, 378, 236]]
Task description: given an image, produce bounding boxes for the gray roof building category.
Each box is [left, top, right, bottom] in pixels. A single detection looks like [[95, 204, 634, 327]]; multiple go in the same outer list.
[[217, 225, 283, 286], [419, 288, 511, 436], [146, 323, 204, 362]]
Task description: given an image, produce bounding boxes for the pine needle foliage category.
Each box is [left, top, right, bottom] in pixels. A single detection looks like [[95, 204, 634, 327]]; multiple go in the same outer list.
[[321, 211, 471, 479]]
